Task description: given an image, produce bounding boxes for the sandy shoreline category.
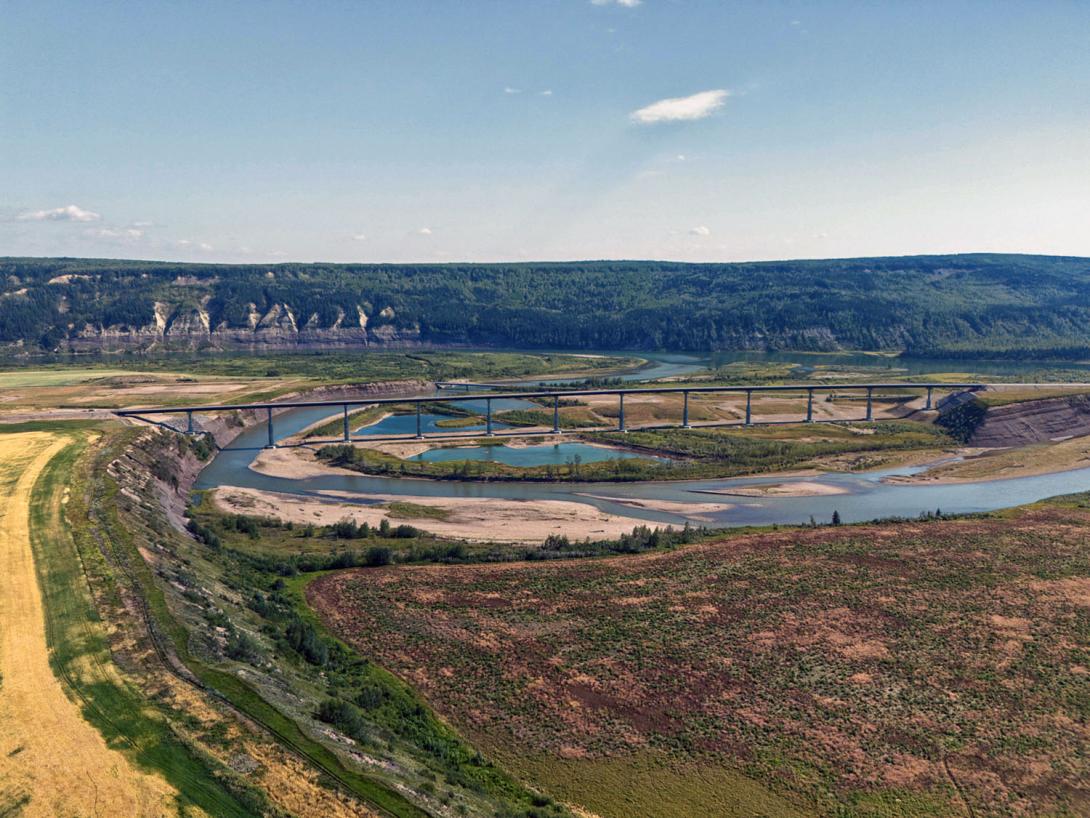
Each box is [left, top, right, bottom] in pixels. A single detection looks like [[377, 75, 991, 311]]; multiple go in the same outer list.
[[577, 493, 733, 520], [698, 480, 850, 498], [212, 485, 663, 543], [883, 441, 1090, 485], [249, 446, 367, 479]]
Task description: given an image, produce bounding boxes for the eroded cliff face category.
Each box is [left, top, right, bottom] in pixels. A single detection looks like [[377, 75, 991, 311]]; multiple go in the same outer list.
[[970, 394, 1090, 447], [66, 301, 420, 351]]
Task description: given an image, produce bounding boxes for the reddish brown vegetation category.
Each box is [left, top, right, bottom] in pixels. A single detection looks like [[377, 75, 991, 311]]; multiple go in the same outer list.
[[309, 502, 1090, 816]]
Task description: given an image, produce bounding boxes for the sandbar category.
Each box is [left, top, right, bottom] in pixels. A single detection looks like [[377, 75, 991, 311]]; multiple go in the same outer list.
[[212, 485, 664, 543]]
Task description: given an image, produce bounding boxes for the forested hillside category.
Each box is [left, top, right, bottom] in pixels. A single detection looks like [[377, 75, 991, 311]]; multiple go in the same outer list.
[[3, 254, 1090, 357]]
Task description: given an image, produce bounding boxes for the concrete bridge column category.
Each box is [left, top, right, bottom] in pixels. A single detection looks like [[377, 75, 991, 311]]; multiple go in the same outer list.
[[266, 407, 275, 449], [745, 390, 752, 426], [682, 391, 690, 428], [926, 386, 934, 410], [806, 389, 814, 423], [186, 410, 194, 435], [866, 387, 873, 421], [343, 405, 350, 441], [486, 398, 493, 436], [552, 395, 561, 434], [416, 403, 423, 439], [618, 393, 626, 432]]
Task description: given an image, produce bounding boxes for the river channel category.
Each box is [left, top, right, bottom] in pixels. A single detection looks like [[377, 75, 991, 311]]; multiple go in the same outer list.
[[195, 350, 1090, 529]]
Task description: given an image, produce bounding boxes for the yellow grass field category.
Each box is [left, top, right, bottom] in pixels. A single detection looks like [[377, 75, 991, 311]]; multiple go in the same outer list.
[[0, 432, 178, 817]]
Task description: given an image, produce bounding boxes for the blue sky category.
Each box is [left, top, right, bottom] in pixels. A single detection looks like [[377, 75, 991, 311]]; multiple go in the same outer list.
[[3, 1, 1089, 263]]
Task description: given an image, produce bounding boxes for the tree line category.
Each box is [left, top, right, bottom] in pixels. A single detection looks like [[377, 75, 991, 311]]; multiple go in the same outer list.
[[5, 253, 1090, 355]]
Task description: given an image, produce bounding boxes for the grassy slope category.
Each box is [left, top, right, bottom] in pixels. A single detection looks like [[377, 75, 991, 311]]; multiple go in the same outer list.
[[89, 429, 429, 818], [511, 754, 810, 818], [22, 427, 257, 815]]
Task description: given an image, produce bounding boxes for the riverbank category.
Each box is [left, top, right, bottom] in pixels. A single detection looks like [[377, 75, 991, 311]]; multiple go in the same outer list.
[[701, 480, 850, 498], [886, 436, 1090, 484]]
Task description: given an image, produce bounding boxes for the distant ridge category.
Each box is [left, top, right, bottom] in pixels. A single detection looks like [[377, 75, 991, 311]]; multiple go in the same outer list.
[[3, 253, 1090, 357]]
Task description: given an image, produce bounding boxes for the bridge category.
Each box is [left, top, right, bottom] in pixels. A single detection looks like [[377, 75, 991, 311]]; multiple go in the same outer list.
[[114, 381, 985, 448]]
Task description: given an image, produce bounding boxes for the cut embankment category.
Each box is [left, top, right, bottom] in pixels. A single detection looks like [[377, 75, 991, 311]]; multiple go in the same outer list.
[[0, 432, 178, 816], [969, 393, 1090, 447]]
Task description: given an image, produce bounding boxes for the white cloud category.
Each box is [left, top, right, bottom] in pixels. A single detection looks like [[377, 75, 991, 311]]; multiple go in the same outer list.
[[539, 89, 553, 96], [198, 242, 214, 252], [353, 233, 367, 242], [84, 227, 143, 241], [415, 227, 433, 236], [504, 86, 522, 94], [690, 225, 711, 237], [630, 89, 729, 124], [592, 0, 641, 7], [18, 204, 101, 222]]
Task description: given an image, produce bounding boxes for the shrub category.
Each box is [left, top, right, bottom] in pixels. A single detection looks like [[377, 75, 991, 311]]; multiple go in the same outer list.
[[284, 618, 329, 666], [226, 630, 262, 663], [364, 546, 393, 566], [316, 698, 371, 743]]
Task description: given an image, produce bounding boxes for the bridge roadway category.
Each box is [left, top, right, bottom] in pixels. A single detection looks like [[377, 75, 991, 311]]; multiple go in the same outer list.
[[114, 381, 985, 448]]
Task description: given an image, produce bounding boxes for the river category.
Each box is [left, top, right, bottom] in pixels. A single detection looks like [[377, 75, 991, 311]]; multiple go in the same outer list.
[[195, 351, 1090, 528]]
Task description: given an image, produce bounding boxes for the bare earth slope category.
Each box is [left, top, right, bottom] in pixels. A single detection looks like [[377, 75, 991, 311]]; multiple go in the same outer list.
[[972, 394, 1090, 447]]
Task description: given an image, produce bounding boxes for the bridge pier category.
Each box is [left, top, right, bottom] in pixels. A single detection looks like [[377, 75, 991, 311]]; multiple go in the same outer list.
[[119, 381, 991, 446]]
